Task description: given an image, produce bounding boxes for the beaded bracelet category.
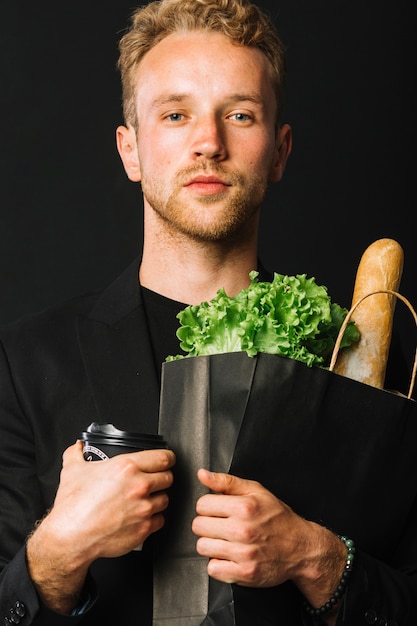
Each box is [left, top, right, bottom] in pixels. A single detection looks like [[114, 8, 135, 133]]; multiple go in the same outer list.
[[302, 534, 355, 617]]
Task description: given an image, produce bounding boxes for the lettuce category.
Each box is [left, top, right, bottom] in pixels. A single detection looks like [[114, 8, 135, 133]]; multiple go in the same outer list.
[[166, 271, 360, 367]]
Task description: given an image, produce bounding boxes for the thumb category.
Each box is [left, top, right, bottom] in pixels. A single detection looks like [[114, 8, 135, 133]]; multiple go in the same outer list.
[[62, 440, 85, 465], [197, 467, 259, 496]]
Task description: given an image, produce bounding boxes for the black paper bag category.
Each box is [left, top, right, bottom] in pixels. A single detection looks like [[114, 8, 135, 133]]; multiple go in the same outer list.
[[153, 351, 417, 626]]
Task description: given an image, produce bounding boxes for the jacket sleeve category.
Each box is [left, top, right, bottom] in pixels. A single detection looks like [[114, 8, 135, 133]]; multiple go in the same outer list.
[[0, 337, 97, 625], [335, 485, 417, 625], [0, 546, 40, 625], [0, 546, 97, 625], [335, 550, 417, 625]]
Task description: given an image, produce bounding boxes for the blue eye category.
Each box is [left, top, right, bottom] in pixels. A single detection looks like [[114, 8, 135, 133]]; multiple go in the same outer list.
[[231, 112, 251, 122], [166, 113, 184, 122]]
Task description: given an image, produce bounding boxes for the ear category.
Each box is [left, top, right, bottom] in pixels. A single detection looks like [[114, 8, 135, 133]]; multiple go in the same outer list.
[[116, 124, 142, 182], [269, 123, 292, 183]]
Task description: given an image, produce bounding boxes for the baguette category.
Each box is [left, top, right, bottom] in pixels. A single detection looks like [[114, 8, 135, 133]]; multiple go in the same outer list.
[[334, 238, 404, 388]]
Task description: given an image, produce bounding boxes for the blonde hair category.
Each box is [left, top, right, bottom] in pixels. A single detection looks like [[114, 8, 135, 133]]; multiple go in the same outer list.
[[117, 0, 287, 128]]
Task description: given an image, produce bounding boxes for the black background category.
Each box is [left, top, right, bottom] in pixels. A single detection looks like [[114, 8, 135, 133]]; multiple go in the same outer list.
[[1, 2, 416, 379]]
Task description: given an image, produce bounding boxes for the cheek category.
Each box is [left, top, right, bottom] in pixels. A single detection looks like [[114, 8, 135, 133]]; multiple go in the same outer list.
[[244, 138, 276, 170], [138, 131, 182, 170]]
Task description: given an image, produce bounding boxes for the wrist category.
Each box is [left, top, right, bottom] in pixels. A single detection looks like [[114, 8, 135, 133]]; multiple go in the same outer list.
[[26, 517, 89, 614], [291, 523, 349, 608], [301, 532, 355, 618]]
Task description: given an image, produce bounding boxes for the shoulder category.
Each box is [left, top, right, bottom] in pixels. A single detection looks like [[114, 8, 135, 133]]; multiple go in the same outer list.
[[0, 256, 142, 346], [0, 290, 101, 342]]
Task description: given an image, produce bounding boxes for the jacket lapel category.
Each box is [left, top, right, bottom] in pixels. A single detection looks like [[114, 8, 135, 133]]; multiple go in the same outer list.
[[76, 258, 160, 434], [75, 258, 273, 435]]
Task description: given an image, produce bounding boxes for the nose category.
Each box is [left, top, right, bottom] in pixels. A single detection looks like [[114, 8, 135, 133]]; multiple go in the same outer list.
[[190, 116, 227, 161]]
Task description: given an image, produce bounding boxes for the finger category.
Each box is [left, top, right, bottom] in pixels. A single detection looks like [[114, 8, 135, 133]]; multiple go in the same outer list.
[[81, 447, 175, 474], [195, 492, 237, 517], [197, 468, 261, 496], [70, 439, 176, 470], [206, 558, 242, 585], [127, 448, 176, 472], [63, 445, 175, 497], [62, 440, 85, 464], [107, 453, 175, 496], [192, 512, 239, 543], [196, 536, 242, 561]]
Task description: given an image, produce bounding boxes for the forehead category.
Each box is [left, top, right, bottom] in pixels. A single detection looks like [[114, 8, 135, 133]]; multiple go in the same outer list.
[[134, 31, 275, 107]]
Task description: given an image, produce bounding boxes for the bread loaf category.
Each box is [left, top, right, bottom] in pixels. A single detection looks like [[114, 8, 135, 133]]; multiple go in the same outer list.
[[334, 238, 404, 388]]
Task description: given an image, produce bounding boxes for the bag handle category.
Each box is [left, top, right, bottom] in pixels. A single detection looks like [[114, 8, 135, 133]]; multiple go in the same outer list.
[[329, 290, 417, 399]]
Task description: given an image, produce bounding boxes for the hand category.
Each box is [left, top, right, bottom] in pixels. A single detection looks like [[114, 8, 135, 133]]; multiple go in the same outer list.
[[192, 469, 346, 613], [192, 468, 303, 587], [50, 440, 176, 557], [26, 441, 176, 613]]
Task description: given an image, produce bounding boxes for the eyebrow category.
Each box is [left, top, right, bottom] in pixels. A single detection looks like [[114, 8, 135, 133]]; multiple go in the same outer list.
[[230, 94, 264, 106], [151, 93, 265, 109], [151, 94, 188, 108]]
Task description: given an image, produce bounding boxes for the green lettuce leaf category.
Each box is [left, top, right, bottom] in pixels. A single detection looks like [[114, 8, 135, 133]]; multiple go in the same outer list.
[[166, 271, 360, 367]]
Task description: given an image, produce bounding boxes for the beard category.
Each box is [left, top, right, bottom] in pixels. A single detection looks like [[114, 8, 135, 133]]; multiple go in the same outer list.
[[141, 162, 269, 243]]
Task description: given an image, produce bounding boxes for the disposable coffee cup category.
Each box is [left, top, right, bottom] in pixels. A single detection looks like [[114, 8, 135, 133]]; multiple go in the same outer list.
[[80, 421, 167, 461], [80, 422, 168, 550]]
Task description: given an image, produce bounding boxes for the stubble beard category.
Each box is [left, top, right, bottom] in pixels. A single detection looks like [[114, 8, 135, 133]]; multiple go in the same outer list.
[[141, 164, 270, 243]]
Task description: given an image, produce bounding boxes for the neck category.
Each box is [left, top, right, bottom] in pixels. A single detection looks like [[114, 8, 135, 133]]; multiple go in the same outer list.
[[139, 219, 259, 306]]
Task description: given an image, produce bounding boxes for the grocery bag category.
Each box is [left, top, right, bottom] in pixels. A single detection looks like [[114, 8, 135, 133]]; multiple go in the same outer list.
[[152, 292, 417, 626]]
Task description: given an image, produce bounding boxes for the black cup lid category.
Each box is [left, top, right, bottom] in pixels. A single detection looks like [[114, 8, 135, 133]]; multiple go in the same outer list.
[[80, 422, 167, 449]]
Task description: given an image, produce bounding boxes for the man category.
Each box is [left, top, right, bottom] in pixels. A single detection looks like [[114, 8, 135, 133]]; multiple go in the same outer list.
[[0, 1, 415, 625]]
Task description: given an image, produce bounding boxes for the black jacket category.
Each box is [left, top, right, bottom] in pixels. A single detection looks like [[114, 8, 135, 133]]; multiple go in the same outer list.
[[0, 257, 416, 625]]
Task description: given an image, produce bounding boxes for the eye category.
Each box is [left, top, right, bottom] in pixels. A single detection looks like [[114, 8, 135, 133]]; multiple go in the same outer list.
[[229, 112, 252, 122], [165, 112, 184, 122]]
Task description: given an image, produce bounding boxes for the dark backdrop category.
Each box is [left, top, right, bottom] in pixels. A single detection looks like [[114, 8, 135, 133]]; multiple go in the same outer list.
[[1, 2, 416, 378]]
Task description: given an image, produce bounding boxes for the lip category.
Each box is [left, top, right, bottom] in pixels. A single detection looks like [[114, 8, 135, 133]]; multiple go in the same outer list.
[[185, 175, 231, 186], [184, 175, 231, 195]]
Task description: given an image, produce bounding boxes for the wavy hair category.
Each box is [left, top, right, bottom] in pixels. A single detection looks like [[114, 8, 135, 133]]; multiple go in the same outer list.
[[118, 0, 287, 128]]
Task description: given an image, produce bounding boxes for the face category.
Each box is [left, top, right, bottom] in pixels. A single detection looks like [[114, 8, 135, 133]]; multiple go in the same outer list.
[[117, 31, 291, 243]]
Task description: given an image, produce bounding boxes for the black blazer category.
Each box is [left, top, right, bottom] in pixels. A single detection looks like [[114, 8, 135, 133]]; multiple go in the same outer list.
[[0, 257, 416, 625]]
